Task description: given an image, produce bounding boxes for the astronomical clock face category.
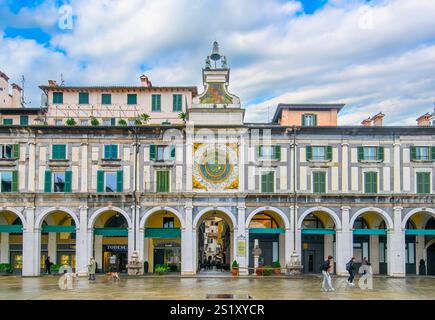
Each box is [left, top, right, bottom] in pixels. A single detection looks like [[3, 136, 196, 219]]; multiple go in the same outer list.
[[192, 143, 238, 191]]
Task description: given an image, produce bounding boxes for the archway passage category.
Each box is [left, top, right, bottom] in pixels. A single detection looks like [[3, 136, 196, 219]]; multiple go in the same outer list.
[[403, 211, 435, 275], [248, 211, 285, 274], [144, 210, 182, 273], [352, 212, 388, 275], [301, 211, 336, 273], [197, 211, 233, 274], [93, 211, 128, 273], [0, 211, 24, 274], [39, 211, 77, 274]]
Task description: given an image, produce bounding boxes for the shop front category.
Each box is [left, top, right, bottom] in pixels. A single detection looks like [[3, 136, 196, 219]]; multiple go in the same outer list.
[[9, 244, 23, 274], [57, 244, 76, 270], [103, 244, 128, 273], [153, 241, 181, 272]]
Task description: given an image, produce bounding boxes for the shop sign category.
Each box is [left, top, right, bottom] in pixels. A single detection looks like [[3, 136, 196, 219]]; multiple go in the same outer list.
[[104, 245, 127, 251], [237, 240, 246, 256]]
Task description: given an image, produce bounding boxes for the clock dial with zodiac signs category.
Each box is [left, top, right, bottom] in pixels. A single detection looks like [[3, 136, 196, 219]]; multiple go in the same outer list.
[[192, 143, 238, 191]]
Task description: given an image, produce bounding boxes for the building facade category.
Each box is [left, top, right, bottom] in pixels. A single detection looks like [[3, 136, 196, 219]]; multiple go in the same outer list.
[[0, 44, 434, 278]]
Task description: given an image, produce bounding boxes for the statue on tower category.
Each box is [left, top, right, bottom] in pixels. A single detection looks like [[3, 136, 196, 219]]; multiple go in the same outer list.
[[205, 56, 211, 69], [221, 55, 228, 69]]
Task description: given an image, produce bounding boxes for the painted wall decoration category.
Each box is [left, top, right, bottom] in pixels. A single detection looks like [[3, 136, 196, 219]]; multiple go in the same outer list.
[[198, 83, 233, 104], [192, 143, 238, 191]]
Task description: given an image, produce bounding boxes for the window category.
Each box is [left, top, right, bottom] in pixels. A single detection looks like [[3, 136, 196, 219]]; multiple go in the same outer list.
[[313, 171, 326, 193], [55, 119, 63, 126], [163, 217, 174, 228], [306, 146, 332, 161], [156, 170, 170, 192], [150, 145, 175, 161], [44, 171, 71, 193], [173, 94, 182, 112], [364, 171, 378, 193], [152, 94, 161, 112], [301, 114, 317, 126], [0, 171, 18, 192], [3, 119, 13, 125], [78, 92, 89, 104], [97, 170, 123, 192], [52, 144, 66, 160], [0, 144, 19, 159], [80, 119, 89, 126], [249, 214, 279, 229], [261, 171, 274, 193], [127, 94, 137, 105], [53, 172, 65, 192], [20, 115, 28, 125], [53, 92, 63, 104], [358, 146, 384, 161], [128, 119, 136, 126], [101, 93, 111, 105], [103, 118, 116, 126], [258, 145, 281, 160], [104, 145, 118, 159], [411, 146, 434, 161], [416, 172, 430, 194]]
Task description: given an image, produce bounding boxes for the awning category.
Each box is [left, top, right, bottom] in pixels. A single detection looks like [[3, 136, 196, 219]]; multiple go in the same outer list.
[[94, 227, 128, 236], [0, 225, 23, 233], [353, 229, 387, 235], [301, 228, 335, 235], [405, 229, 435, 236], [249, 228, 285, 234], [42, 225, 76, 233]]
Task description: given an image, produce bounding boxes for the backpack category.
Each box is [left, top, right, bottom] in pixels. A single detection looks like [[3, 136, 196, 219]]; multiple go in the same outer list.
[[320, 260, 329, 272], [346, 261, 351, 271]]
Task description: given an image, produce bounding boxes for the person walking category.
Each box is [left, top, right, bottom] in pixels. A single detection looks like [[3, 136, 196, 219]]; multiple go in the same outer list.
[[88, 257, 96, 281], [44, 256, 51, 275], [321, 255, 335, 292], [346, 257, 356, 286]]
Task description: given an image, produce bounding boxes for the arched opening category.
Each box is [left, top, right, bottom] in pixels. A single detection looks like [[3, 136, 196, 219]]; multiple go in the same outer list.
[[39, 210, 76, 274], [0, 211, 24, 274], [351, 211, 389, 275], [248, 211, 285, 274], [403, 210, 435, 275], [93, 210, 129, 273], [301, 211, 336, 273], [144, 210, 182, 273], [196, 210, 234, 274]]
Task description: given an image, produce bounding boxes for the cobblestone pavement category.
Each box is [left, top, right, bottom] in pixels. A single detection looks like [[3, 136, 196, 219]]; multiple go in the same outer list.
[[0, 275, 434, 300]]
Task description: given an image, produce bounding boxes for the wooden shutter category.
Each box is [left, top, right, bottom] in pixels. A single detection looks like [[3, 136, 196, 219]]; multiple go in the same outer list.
[[274, 145, 281, 160], [112, 145, 118, 159], [373, 172, 378, 193], [418, 172, 430, 194], [44, 170, 52, 192], [12, 171, 18, 192], [258, 145, 263, 159], [97, 170, 104, 192], [170, 145, 176, 160], [410, 146, 417, 161], [13, 144, 20, 159], [150, 144, 156, 160], [104, 145, 110, 159], [313, 172, 319, 193], [301, 115, 306, 126], [358, 147, 364, 161], [64, 171, 72, 193], [313, 114, 318, 126], [306, 146, 312, 161], [378, 146, 384, 161], [431, 147, 435, 161], [326, 146, 332, 161], [116, 170, 123, 192]]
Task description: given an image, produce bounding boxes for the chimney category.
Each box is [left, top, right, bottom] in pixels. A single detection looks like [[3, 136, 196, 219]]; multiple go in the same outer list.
[[361, 117, 372, 127], [140, 74, 152, 87], [371, 112, 385, 126], [416, 113, 430, 126], [11, 83, 22, 108], [48, 80, 58, 86]]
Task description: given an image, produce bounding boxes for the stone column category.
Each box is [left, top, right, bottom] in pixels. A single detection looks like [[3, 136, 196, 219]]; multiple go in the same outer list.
[[75, 206, 88, 272], [335, 206, 352, 276], [341, 142, 349, 193], [369, 235, 380, 274], [387, 206, 405, 277], [415, 235, 424, 275], [237, 202, 248, 274], [393, 142, 401, 193], [80, 142, 88, 192], [290, 206, 301, 257], [48, 232, 57, 263], [94, 235, 103, 271], [181, 201, 195, 275], [0, 233, 9, 263], [284, 227, 291, 267], [22, 206, 39, 276]]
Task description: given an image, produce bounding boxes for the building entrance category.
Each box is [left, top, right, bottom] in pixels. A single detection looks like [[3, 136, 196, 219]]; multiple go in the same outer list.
[[103, 245, 127, 273]]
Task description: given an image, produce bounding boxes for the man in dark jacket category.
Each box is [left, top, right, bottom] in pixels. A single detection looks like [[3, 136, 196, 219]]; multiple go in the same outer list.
[[346, 257, 356, 286], [44, 256, 51, 275]]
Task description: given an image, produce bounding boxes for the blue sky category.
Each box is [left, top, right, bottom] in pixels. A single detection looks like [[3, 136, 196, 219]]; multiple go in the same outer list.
[[0, 0, 434, 125]]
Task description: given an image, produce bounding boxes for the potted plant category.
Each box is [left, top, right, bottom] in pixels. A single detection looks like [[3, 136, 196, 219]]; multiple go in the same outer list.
[[231, 260, 239, 276], [178, 112, 187, 123], [118, 119, 127, 126], [0, 263, 14, 275], [139, 113, 150, 125], [154, 264, 169, 275], [255, 266, 264, 276], [65, 117, 76, 126], [50, 263, 62, 274], [90, 117, 99, 126], [262, 266, 273, 276], [273, 261, 281, 275]]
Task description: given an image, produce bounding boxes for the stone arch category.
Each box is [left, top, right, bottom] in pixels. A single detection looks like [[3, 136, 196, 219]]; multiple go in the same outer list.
[[246, 206, 290, 229], [0, 207, 27, 229], [402, 208, 435, 229], [193, 207, 237, 230], [350, 207, 394, 230], [35, 207, 80, 230], [425, 239, 435, 250], [140, 207, 185, 229], [88, 206, 133, 229], [298, 207, 342, 230]]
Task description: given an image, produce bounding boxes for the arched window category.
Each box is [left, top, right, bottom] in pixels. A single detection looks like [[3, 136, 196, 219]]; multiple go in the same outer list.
[[302, 214, 324, 229], [354, 217, 369, 229], [105, 214, 128, 228], [249, 213, 279, 229]]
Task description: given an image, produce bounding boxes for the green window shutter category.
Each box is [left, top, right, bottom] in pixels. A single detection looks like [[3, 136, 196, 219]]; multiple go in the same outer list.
[[97, 170, 104, 192], [173, 94, 182, 112], [13, 144, 20, 159], [431, 147, 435, 161], [306, 146, 312, 161], [156, 171, 161, 192], [258, 145, 263, 158], [365, 172, 377, 193], [410, 146, 417, 161], [373, 172, 377, 193], [313, 172, 325, 193], [127, 94, 137, 105], [44, 170, 52, 193], [261, 173, 267, 192], [378, 146, 384, 161], [102, 94, 111, 104], [157, 171, 169, 192], [104, 145, 110, 159], [326, 146, 332, 161], [112, 145, 118, 159], [313, 114, 318, 126], [301, 115, 306, 126], [117, 170, 123, 192], [364, 172, 370, 193], [150, 144, 156, 160], [152, 94, 161, 111], [170, 145, 176, 160], [110, 117, 116, 126], [416, 173, 423, 194], [78, 92, 89, 104], [417, 172, 430, 194], [53, 92, 63, 104], [424, 172, 430, 193], [313, 172, 319, 193], [274, 145, 281, 160], [262, 172, 274, 193], [52, 144, 66, 160], [20, 115, 28, 125], [64, 171, 72, 193], [358, 147, 364, 161], [12, 171, 18, 192], [320, 172, 326, 193]]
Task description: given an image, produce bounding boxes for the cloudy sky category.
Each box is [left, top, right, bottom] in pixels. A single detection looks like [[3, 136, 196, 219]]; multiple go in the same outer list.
[[0, 0, 434, 125]]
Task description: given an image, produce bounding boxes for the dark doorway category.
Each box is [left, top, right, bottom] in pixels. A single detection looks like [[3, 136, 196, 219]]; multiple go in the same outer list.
[[248, 233, 279, 273], [301, 234, 324, 273], [428, 243, 435, 275]]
